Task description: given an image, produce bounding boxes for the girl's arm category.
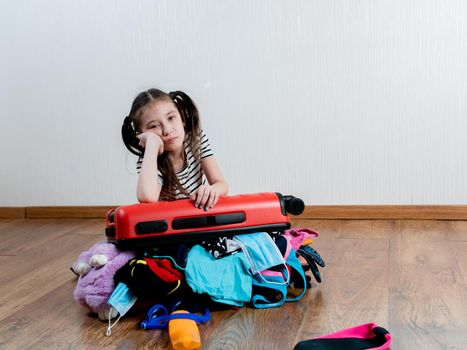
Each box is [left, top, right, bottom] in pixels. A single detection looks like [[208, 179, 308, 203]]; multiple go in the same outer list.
[[136, 133, 163, 203], [191, 156, 229, 209]]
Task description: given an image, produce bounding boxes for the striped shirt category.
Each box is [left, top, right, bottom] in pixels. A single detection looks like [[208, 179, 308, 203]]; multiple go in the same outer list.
[[136, 130, 214, 201]]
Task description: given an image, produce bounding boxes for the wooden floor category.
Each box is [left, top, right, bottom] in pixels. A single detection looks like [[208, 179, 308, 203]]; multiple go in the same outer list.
[[0, 219, 467, 349]]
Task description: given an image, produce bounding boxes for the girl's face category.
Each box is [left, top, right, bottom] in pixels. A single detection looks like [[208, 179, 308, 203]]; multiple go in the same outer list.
[[139, 99, 186, 153]]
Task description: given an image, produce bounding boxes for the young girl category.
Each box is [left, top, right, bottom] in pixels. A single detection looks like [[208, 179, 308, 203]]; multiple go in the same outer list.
[[122, 89, 228, 210]]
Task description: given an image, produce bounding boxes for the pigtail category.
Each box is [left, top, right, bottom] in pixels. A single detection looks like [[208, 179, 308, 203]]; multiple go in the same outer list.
[[121, 116, 144, 157], [169, 91, 202, 163]]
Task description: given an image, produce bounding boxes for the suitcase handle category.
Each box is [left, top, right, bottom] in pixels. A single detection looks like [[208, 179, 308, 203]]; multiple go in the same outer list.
[[172, 212, 246, 230]]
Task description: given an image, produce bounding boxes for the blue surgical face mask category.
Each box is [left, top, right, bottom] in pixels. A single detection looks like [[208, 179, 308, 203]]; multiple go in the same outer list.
[[108, 282, 137, 316], [106, 282, 137, 336], [233, 232, 285, 274]]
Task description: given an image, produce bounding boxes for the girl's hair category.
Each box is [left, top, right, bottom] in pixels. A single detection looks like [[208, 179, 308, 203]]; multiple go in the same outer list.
[[122, 88, 202, 195]]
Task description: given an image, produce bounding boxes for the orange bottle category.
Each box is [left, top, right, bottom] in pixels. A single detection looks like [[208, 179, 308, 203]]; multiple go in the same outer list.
[[168, 310, 201, 350]]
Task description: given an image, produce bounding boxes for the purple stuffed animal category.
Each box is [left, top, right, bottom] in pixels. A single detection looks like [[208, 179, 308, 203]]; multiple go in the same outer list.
[[72, 241, 136, 320]]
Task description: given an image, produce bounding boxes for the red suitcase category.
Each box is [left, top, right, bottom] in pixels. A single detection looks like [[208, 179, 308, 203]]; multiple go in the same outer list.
[[105, 192, 304, 247]]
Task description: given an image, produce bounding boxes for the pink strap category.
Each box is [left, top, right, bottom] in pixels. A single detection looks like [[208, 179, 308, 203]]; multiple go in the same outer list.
[[317, 323, 392, 350]]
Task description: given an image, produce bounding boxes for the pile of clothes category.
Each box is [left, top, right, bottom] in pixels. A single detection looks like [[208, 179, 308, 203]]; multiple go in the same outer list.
[[72, 228, 325, 327]]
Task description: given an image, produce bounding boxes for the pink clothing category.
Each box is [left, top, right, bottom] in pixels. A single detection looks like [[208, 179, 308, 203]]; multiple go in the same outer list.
[[295, 323, 392, 350], [283, 228, 319, 251]]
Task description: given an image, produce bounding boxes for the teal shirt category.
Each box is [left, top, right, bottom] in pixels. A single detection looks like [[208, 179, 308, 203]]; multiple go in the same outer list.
[[185, 245, 252, 306]]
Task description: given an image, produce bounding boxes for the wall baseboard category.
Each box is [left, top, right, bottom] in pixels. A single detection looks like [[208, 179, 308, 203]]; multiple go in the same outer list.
[[0, 206, 114, 219], [301, 205, 467, 220], [0, 207, 26, 219], [1, 205, 466, 220], [26, 206, 116, 219]]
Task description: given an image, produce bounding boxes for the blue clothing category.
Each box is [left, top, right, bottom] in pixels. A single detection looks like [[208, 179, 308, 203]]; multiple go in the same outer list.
[[185, 245, 252, 307], [251, 246, 307, 308], [233, 232, 285, 274]]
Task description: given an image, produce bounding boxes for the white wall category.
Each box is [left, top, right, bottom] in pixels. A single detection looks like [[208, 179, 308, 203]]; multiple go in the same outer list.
[[1, 0, 466, 206]]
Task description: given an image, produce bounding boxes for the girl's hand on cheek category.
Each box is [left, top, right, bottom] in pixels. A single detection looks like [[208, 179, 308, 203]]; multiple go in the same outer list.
[[190, 185, 220, 211], [137, 132, 164, 155]]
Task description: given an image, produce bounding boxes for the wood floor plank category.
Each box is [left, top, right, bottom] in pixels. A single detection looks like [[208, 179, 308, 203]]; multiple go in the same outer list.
[[451, 241, 467, 283], [446, 221, 467, 241], [0, 219, 104, 256], [0, 219, 73, 255], [0, 279, 192, 349], [202, 308, 258, 349], [202, 302, 311, 350], [0, 219, 52, 243], [389, 221, 467, 349], [0, 280, 115, 349], [0, 224, 100, 283], [292, 219, 394, 239], [66, 218, 106, 235], [296, 236, 389, 342], [394, 219, 452, 240], [0, 233, 103, 320], [0, 219, 19, 231]]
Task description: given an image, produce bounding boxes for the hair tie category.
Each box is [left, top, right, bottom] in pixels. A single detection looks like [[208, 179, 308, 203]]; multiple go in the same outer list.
[[169, 91, 181, 104], [124, 116, 136, 131]]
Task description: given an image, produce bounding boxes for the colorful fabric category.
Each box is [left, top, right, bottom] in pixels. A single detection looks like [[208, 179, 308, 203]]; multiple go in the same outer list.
[[200, 236, 241, 259], [114, 257, 184, 298], [145, 258, 183, 283], [283, 227, 319, 251], [185, 245, 252, 307], [294, 323, 392, 350]]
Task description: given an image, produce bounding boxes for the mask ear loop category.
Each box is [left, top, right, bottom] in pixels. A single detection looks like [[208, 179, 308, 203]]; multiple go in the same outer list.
[[257, 264, 290, 286], [106, 307, 123, 336], [257, 233, 290, 286]]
